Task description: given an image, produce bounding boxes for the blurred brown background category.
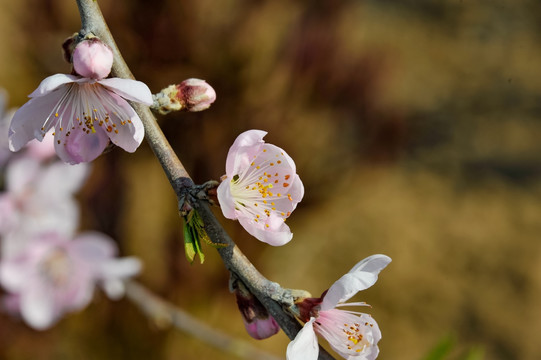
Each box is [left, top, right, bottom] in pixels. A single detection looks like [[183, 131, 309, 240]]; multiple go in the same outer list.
[[1, 0, 541, 359]]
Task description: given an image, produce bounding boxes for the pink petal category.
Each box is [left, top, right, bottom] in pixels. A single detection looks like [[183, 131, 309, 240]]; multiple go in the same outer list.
[[25, 133, 56, 160], [321, 255, 391, 311], [98, 78, 153, 105], [238, 213, 293, 246], [225, 130, 267, 175], [0, 195, 16, 234], [0, 259, 28, 292], [54, 125, 110, 164], [69, 232, 118, 261], [286, 318, 319, 360], [5, 157, 41, 194], [217, 180, 237, 219], [36, 161, 89, 198], [28, 74, 79, 98], [315, 310, 381, 359], [287, 174, 304, 204], [8, 87, 68, 151], [100, 92, 144, 152]]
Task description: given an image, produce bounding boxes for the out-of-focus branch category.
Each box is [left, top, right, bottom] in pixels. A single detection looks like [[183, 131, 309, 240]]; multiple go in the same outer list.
[[74, 1, 335, 359], [124, 280, 282, 360]]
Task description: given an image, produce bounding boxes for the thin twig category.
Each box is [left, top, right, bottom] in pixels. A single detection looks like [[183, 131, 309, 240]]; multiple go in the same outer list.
[[124, 280, 282, 360], [74, 1, 335, 359]]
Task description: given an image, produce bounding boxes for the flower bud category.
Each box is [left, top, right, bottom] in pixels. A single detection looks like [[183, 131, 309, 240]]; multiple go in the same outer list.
[[231, 277, 280, 340], [176, 79, 216, 112], [242, 314, 280, 340], [152, 79, 216, 114], [72, 39, 114, 79]]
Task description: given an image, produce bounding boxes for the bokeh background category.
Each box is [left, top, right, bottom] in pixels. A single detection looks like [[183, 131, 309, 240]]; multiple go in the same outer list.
[[1, 0, 541, 359]]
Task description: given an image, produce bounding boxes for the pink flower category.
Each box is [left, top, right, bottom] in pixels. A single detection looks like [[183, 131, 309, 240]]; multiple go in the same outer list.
[[0, 232, 141, 330], [0, 157, 88, 257], [286, 255, 391, 360], [217, 130, 304, 246], [8, 39, 153, 164], [1, 88, 56, 164]]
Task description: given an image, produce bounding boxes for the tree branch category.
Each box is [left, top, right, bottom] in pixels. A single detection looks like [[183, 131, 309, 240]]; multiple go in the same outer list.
[[74, 1, 335, 359], [124, 280, 282, 360]]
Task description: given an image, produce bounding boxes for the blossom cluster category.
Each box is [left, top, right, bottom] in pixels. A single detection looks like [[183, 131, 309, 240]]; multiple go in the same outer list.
[[216, 130, 391, 359], [0, 89, 141, 330], [3, 34, 391, 360]]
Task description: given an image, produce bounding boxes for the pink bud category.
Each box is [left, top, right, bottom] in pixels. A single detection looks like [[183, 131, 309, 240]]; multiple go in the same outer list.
[[72, 39, 114, 79], [231, 277, 280, 340], [176, 78, 216, 112], [243, 316, 280, 340]]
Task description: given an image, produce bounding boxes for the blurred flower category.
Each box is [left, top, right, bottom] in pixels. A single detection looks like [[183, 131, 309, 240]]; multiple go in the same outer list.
[[231, 276, 280, 339], [0, 231, 141, 330], [287, 255, 391, 360], [0, 88, 14, 167], [24, 133, 57, 161], [8, 39, 153, 164], [152, 79, 216, 114], [217, 130, 304, 246], [0, 157, 88, 257]]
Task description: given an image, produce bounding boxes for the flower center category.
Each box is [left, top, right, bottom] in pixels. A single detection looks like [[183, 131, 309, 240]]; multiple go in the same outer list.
[[314, 309, 378, 357], [229, 149, 295, 227], [40, 248, 71, 287], [41, 82, 132, 144], [341, 321, 371, 353]]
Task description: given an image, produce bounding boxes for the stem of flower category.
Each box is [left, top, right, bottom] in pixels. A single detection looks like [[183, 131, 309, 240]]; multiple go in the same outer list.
[[74, 1, 335, 359]]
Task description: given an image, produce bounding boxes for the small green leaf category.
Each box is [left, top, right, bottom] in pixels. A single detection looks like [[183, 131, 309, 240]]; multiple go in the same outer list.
[[183, 220, 196, 263]]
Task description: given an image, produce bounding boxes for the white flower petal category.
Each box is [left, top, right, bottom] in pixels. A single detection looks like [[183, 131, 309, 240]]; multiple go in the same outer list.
[[348, 254, 392, 275], [28, 74, 79, 98], [217, 180, 238, 219], [5, 157, 41, 194], [98, 78, 153, 105], [98, 258, 141, 300], [286, 318, 319, 360], [102, 279, 125, 300], [69, 232, 118, 261], [315, 310, 381, 360], [100, 92, 144, 152], [238, 213, 293, 246], [20, 282, 57, 330], [36, 161, 89, 198], [225, 130, 267, 175], [321, 255, 391, 311], [99, 257, 142, 279], [8, 87, 67, 151], [0, 259, 28, 292]]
